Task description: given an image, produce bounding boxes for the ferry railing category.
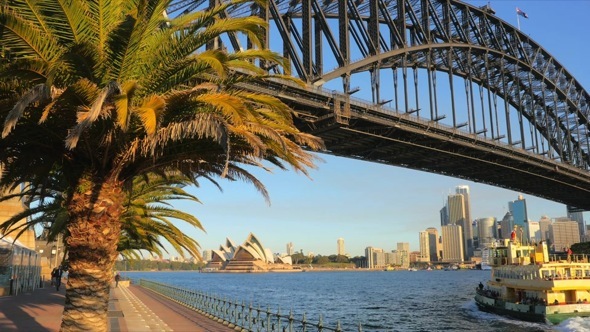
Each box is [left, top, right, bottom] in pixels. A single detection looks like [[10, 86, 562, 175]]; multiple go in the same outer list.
[[139, 279, 362, 332]]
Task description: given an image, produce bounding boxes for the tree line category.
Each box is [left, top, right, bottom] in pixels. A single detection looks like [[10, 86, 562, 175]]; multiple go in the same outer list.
[[114, 260, 205, 272]]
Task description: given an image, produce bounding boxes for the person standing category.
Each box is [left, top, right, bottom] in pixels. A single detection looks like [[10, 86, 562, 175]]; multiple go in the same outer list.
[[50, 268, 57, 286], [53, 266, 63, 291], [114, 273, 121, 288]]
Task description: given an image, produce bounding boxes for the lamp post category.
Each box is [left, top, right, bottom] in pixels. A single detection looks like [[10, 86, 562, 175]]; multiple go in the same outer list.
[[51, 246, 57, 269]]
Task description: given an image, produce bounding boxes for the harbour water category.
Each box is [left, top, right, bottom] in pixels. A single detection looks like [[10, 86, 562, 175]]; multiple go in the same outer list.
[[125, 269, 590, 332]]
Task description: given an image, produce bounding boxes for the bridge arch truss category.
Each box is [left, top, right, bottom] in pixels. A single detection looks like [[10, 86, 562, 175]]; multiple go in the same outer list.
[[171, 0, 590, 208]]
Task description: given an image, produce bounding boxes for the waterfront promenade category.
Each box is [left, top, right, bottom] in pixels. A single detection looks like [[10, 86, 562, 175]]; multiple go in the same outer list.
[[0, 282, 234, 332]]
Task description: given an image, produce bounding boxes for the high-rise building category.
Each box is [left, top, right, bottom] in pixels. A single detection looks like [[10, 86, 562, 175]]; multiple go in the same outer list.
[[384, 252, 397, 266], [509, 195, 529, 242], [365, 247, 385, 269], [418, 231, 430, 262], [549, 218, 581, 252], [567, 205, 586, 241], [539, 216, 552, 241], [397, 242, 410, 268], [477, 217, 496, 248], [337, 238, 345, 256], [425, 227, 440, 262], [448, 192, 472, 260], [286, 242, 294, 256], [456, 185, 474, 259], [499, 212, 514, 239], [528, 221, 541, 243], [472, 220, 479, 249], [442, 224, 464, 263], [440, 205, 449, 226]]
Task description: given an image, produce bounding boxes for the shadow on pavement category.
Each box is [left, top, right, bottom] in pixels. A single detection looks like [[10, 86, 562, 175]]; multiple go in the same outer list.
[[0, 283, 65, 332]]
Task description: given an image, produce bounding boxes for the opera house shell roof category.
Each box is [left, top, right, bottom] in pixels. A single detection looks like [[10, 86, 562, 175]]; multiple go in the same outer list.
[[207, 233, 292, 272]]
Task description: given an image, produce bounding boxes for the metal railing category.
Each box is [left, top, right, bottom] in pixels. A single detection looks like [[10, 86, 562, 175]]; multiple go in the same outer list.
[[139, 279, 363, 332]]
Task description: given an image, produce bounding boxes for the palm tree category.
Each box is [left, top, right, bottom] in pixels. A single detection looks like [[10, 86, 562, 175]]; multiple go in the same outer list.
[[0, 0, 322, 330], [0, 171, 207, 261]]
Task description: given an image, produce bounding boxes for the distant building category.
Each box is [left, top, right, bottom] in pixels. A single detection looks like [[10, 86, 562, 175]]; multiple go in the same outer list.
[[425, 227, 440, 262], [337, 238, 345, 256], [448, 191, 472, 260], [440, 205, 449, 227], [365, 247, 385, 269], [442, 224, 464, 263], [509, 195, 529, 240], [384, 252, 397, 266], [528, 221, 541, 243], [539, 216, 552, 241], [549, 218, 581, 252], [418, 231, 430, 262], [567, 205, 586, 241], [477, 217, 497, 248], [202, 250, 213, 262], [499, 212, 514, 240], [207, 233, 292, 272], [456, 186, 474, 259], [397, 242, 410, 268]]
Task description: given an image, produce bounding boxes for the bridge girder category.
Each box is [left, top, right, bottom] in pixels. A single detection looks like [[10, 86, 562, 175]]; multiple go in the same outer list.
[[170, 0, 590, 208]]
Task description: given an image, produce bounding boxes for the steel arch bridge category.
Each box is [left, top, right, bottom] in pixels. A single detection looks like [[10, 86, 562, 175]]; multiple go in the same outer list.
[[172, 0, 590, 210]]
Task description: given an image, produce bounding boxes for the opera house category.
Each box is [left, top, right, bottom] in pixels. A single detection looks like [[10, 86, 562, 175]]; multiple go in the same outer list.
[[206, 233, 293, 272]]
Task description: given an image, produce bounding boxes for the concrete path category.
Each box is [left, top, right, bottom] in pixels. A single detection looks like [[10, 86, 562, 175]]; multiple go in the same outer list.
[[0, 282, 235, 332]]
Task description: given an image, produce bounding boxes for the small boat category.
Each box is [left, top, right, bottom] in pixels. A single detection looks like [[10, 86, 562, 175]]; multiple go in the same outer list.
[[474, 239, 590, 324]]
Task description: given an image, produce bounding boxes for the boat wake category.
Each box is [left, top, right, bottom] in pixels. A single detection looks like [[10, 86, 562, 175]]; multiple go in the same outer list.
[[463, 300, 553, 331], [554, 316, 590, 332]]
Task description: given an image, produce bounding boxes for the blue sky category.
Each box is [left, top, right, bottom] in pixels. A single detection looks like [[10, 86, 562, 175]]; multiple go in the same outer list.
[[170, 1, 590, 258]]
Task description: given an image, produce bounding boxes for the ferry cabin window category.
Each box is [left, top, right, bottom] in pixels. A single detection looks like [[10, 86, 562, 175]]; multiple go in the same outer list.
[[492, 249, 507, 258]]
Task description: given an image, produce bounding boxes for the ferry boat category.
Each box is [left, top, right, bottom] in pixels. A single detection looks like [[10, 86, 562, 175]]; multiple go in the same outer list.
[[474, 239, 590, 324]]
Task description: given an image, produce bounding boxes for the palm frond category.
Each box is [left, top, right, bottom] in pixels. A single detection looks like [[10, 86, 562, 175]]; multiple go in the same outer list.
[[2, 83, 50, 137], [65, 80, 120, 148]]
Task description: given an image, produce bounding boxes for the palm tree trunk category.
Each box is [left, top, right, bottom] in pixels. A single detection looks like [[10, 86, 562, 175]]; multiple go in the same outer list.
[[61, 178, 124, 332]]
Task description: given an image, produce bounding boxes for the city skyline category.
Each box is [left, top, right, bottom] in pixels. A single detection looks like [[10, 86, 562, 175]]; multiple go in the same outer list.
[[167, 1, 590, 258]]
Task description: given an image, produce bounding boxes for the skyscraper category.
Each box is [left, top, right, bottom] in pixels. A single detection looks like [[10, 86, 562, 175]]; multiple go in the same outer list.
[[337, 238, 345, 256], [440, 205, 449, 226], [442, 224, 464, 263], [509, 195, 528, 242], [455, 186, 473, 259], [539, 216, 552, 241], [425, 227, 441, 262], [499, 211, 514, 239], [448, 190, 472, 260], [418, 231, 430, 262], [567, 205, 586, 241], [286, 242, 294, 256], [476, 217, 496, 248], [549, 218, 581, 252], [528, 221, 541, 243], [397, 242, 410, 268]]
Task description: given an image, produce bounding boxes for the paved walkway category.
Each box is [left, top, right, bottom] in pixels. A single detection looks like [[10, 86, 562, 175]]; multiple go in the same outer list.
[[0, 282, 235, 332]]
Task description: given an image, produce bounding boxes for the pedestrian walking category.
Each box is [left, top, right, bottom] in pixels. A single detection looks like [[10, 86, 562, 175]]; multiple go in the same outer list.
[[53, 266, 63, 291]]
